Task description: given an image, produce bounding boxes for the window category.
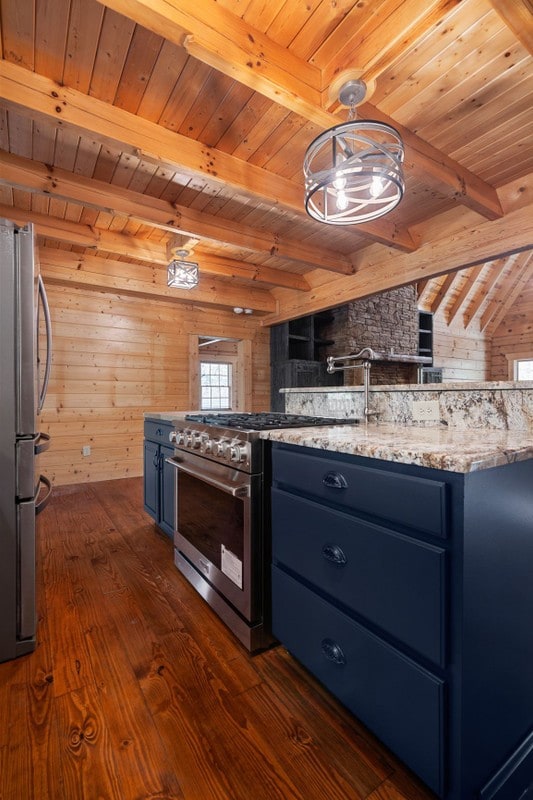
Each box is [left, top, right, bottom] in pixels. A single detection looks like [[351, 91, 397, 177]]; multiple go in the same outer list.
[[200, 362, 232, 410], [515, 359, 533, 381]]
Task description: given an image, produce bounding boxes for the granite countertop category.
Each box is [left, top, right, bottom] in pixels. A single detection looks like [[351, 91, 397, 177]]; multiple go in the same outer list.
[[282, 380, 533, 393], [144, 411, 186, 421], [260, 423, 533, 473]]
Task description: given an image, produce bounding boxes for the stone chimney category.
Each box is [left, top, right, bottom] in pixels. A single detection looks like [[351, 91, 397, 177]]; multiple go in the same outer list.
[[321, 286, 419, 385]]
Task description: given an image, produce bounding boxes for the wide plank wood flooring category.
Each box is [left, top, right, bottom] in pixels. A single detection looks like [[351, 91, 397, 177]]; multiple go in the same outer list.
[[0, 478, 436, 800]]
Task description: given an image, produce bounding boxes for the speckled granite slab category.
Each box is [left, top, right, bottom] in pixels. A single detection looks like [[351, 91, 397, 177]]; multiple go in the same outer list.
[[144, 411, 189, 421], [282, 381, 533, 431], [260, 423, 533, 473]]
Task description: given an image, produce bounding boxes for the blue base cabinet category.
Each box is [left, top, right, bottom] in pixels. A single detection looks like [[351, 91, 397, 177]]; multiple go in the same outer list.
[[143, 418, 175, 538], [271, 442, 533, 800]]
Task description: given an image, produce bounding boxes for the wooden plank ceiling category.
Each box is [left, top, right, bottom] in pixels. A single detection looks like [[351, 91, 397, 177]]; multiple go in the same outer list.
[[0, 0, 532, 323]]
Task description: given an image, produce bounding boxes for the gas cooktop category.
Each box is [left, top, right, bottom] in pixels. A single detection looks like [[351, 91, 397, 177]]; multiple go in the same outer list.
[[184, 412, 359, 431]]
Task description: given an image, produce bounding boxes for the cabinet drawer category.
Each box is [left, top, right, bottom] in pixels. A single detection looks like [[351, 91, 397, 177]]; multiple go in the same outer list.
[[144, 419, 173, 444], [272, 445, 447, 538], [272, 566, 445, 797], [272, 489, 446, 666]]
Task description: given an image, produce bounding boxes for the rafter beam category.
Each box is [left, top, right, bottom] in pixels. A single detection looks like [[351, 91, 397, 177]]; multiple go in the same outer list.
[[0, 58, 416, 252], [482, 252, 533, 333], [361, 102, 504, 221], [263, 204, 533, 325], [0, 151, 353, 274], [195, 255, 310, 291], [430, 272, 459, 315], [446, 264, 485, 324], [463, 258, 509, 329], [96, 0, 503, 221], [97, 0, 322, 110], [0, 203, 307, 291]]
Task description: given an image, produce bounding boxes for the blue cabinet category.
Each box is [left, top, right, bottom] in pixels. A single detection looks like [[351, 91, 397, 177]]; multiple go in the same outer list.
[[271, 442, 533, 800], [143, 418, 175, 538]]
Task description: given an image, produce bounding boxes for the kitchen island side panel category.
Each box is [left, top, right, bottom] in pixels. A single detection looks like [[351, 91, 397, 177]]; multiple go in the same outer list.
[[460, 458, 533, 798]]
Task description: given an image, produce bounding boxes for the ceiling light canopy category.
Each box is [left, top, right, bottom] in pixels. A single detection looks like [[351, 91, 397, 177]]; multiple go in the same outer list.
[[167, 248, 199, 289], [303, 80, 405, 225]]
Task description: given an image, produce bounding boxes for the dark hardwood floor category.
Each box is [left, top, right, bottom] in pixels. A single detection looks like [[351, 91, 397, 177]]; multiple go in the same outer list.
[[0, 478, 436, 800]]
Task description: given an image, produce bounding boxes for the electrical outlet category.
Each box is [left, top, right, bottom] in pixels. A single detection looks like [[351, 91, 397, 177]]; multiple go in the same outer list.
[[411, 399, 440, 422], [82, 445, 91, 457]]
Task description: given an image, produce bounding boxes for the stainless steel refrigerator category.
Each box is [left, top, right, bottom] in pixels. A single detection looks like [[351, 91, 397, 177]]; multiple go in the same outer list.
[[0, 218, 52, 662]]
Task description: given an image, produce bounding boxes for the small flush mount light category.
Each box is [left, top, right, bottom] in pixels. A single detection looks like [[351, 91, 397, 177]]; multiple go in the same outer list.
[[167, 249, 199, 289], [233, 307, 253, 315], [303, 79, 405, 225]]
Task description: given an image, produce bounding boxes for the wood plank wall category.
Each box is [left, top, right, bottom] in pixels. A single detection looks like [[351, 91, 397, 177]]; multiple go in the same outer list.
[[428, 281, 532, 382], [490, 280, 533, 379], [39, 284, 270, 486], [432, 313, 489, 382]]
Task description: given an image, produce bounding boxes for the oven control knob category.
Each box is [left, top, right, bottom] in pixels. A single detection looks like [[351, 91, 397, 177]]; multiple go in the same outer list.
[[230, 444, 247, 463], [169, 430, 177, 443], [190, 431, 203, 449], [176, 431, 186, 446], [216, 439, 230, 458], [200, 437, 213, 454]]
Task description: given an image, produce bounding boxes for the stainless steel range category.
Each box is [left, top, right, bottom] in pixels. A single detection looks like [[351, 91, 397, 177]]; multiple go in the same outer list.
[[166, 412, 358, 652]]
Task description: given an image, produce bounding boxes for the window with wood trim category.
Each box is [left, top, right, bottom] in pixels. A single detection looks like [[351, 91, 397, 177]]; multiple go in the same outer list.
[[514, 358, 533, 381], [200, 361, 233, 410]]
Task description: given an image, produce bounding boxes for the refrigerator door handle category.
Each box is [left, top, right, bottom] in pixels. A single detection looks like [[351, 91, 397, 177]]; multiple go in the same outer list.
[[38, 275, 52, 413], [35, 474, 52, 515], [35, 432, 51, 455]]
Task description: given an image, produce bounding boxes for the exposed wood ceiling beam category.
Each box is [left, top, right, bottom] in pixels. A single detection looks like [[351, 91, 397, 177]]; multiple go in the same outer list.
[[416, 279, 429, 300], [39, 248, 277, 313], [196, 255, 309, 291], [0, 151, 351, 274], [489, 0, 533, 55], [0, 203, 306, 291], [97, 0, 323, 111], [446, 264, 485, 325], [463, 258, 509, 328], [360, 103, 503, 221], [484, 252, 533, 334], [263, 204, 533, 325], [96, 0, 503, 221], [430, 272, 459, 315], [0, 58, 416, 253]]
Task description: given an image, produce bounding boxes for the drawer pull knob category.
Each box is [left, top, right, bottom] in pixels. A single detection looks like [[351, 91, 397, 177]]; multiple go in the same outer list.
[[322, 543, 347, 566], [322, 471, 348, 490], [321, 638, 346, 666]]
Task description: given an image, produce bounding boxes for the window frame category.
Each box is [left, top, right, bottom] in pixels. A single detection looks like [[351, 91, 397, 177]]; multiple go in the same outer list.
[[199, 360, 234, 411]]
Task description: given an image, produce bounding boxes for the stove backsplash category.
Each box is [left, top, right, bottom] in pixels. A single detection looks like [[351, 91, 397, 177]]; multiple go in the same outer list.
[[321, 286, 419, 385]]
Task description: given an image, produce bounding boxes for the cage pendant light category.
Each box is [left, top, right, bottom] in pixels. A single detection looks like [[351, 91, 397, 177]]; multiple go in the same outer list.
[[167, 249, 199, 289], [303, 80, 405, 225]]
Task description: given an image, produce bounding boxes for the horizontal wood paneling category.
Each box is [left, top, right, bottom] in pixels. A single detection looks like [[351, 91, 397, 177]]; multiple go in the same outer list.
[[431, 310, 489, 382], [40, 282, 270, 486]]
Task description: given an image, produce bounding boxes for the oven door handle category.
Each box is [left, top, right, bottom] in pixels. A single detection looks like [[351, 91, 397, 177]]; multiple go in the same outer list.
[[165, 458, 250, 498]]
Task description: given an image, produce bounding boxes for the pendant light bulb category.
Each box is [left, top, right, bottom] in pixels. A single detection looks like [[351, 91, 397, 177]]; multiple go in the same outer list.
[[370, 175, 386, 198], [336, 190, 349, 211]]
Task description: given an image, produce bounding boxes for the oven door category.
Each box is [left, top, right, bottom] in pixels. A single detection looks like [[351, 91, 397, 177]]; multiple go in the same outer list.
[[168, 450, 262, 622]]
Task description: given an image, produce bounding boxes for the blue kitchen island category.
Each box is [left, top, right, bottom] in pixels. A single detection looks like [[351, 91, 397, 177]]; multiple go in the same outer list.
[[262, 423, 533, 800]]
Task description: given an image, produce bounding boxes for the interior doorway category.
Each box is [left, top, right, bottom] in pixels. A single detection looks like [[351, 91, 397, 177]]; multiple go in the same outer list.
[[188, 335, 252, 411]]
